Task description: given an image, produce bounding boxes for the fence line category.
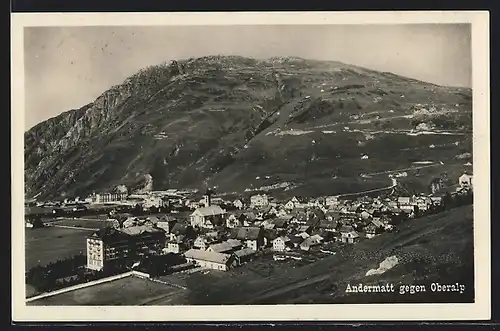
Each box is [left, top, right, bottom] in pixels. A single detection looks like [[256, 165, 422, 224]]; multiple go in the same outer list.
[[26, 271, 133, 303]]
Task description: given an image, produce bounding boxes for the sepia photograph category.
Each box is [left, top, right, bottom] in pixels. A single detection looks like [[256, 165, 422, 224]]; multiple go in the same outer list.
[[11, 11, 490, 322]]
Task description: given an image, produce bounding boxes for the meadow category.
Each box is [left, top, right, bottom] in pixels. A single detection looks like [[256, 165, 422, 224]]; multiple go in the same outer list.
[[25, 227, 92, 269]]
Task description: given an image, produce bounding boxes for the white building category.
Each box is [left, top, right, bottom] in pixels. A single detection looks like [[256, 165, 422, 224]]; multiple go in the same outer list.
[[459, 173, 473, 188], [189, 205, 226, 229], [272, 236, 291, 252], [184, 249, 236, 271], [250, 194, 269, 208]]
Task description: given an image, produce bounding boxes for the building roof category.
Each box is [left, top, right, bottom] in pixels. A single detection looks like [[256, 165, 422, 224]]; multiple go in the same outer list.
[[233, 247, 256, 258], [88, 227, 130, 242], [371, 219, 385, 228], [339, 225, 355, 233], [208, 242, 235, 253], [184, 249, 231, 264], [170, 223, 189, 235], [271, 217, 290, 227], [226, 239, 243, 248], [398, 197, 411, 204], [230, 227, 262, 240], [308, 208, 326, 220], [120, 225, 163, 236], [274, 236, 291, 243], [191, 205, 226, 217]]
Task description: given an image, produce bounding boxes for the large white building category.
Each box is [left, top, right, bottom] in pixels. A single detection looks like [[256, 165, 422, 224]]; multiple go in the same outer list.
[[86, 225, 165, 271], [189, 205, 226, 229]]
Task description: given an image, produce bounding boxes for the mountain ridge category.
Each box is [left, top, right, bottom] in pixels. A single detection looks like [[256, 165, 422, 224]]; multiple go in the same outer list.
[[24, 55, 472, 200]]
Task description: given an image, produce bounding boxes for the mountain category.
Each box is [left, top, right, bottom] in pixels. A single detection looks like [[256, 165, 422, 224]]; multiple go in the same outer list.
[[24, 55, 473, 200]]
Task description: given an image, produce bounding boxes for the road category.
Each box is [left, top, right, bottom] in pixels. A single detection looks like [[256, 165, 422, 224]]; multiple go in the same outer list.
[[44, 224, 97, 231], [336, 178, 398, 199]]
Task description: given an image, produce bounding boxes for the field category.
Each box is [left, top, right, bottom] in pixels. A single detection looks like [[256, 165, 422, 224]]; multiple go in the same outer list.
[[25, 227, 92, 269], [28, 275, 186, 306]]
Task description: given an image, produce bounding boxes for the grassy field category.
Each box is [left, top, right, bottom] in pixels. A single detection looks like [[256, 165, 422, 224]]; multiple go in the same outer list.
[[25, 227, 92, 269], [176, 205, 474, 305], [28, 275, 186, 306]]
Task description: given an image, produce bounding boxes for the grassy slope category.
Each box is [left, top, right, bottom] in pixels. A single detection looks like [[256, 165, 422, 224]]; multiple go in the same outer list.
[[183, 205, 474, 304]]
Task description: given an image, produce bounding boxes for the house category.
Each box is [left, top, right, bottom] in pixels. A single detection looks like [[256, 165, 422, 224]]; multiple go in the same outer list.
[[272, 236, 293, 252], [193, 235, 217, 251], [250, 194, 269, 208], [319, 218, 339, 232], [371, 218, 385, 229], [397, 197, 411, 206], [275, 208, 289, 218], [240, 212, 257, 226], [206, 241, 238, 254], [285, 196, 308, 210], [339, 225, 360, 244], [325, 196, 340, 207], [289, 235, 305, 248], [226, 213, 243, 228], [233, 247, 256, 265], [154, 215, 176, 233], [364, 224, 378, 239], [189, 205, 226, 229], [325, 211, 342, 222], [164, 236, 189, 254], [289, 209, 308, 224], [230, 227, 265, 251], [360, 210, 371, 220], [300, 234, 323, 251], [298, 225, 313, 235], [233, 199, 244, 210], [308, 208, 326, 222], [271, 216, 291, 230], [459, 173, 473, 188], [430, 196, 443, 205], [184, 249, 236, 271], [143, 195, 165, 209], [168, 223, 196, 242]]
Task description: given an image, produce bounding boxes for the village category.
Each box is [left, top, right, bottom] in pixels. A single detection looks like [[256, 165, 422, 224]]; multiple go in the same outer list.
[[25, 172, 474, 289]]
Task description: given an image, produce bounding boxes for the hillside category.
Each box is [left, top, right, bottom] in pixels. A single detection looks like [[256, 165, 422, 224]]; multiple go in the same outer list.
[[24, 55, 473, 200], [182, 205, 474, 304]]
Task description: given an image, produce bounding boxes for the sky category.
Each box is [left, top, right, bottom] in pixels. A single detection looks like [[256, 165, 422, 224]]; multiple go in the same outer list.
[[23, 24, 471, 130]]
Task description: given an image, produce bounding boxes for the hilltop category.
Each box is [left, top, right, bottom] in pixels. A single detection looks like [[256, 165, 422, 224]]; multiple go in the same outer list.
[[24, 55, 472, 200]]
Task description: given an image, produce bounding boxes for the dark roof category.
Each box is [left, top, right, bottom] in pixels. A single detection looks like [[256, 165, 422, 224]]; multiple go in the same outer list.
[[271, 217, 289, 227], [230, 227, 262, 240], [170, 223, 188, 235], [87, 227, 129, 242], [339, 225, 355, 233], [289, 236, 305, 244], [320, 219, 338, 229], [308, 208, 326, 220]]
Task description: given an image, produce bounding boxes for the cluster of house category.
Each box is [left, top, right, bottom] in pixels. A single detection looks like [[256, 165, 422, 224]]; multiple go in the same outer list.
[[84, 176, 469, 273], [57, 171, 468, 273]]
